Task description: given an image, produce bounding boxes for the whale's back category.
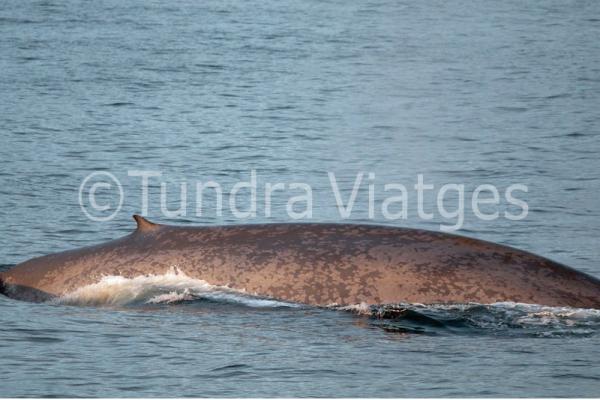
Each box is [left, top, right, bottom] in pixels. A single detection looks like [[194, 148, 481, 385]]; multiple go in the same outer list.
[[2, 220, 599, 308]]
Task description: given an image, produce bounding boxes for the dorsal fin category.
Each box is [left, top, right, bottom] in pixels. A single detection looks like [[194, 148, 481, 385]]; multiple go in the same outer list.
[[133, 215, 159, 233]]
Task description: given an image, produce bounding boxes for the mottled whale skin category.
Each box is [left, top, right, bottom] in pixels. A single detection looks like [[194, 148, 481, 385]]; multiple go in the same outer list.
[[1, 215, 599, 308]]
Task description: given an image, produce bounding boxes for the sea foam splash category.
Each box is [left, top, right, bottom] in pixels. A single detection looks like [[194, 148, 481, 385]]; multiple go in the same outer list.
[[336, 302, 600, 336], [53, 268, 299, 308]]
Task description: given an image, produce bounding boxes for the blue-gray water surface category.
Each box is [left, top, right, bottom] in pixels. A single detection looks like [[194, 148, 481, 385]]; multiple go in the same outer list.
[[1, 0, 600, 397]]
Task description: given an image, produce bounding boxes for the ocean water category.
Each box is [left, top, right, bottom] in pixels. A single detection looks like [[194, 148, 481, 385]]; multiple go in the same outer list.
[[1, 0, 600, 397]]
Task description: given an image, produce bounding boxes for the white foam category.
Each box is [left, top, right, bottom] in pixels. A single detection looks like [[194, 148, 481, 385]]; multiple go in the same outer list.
[[490, 302, 600, 327], [491, 301, 600, 315], [53, 267, 299, 308], [331, 302, 372, 315], [147, 289, 195, 304]]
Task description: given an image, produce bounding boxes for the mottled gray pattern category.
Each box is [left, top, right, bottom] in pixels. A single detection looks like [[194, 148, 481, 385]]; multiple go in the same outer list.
[[3, 217, 599, 308]]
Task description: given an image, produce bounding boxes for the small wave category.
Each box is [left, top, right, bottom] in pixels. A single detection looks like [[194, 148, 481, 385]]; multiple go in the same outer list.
[[336, 302, 600, 336], [53, 268, 299, 309]]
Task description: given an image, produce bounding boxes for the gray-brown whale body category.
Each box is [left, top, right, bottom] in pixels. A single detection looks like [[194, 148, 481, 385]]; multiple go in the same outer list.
[[1, 215, 599, 308]]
